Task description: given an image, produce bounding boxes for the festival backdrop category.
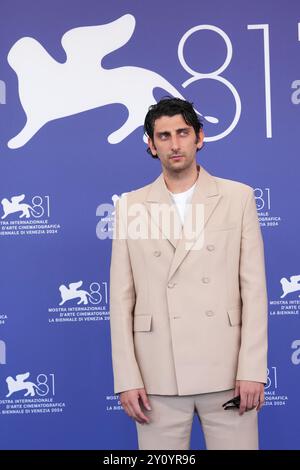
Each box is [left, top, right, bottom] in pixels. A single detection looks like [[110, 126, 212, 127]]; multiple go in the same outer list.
[[0, 0, 299, 450]]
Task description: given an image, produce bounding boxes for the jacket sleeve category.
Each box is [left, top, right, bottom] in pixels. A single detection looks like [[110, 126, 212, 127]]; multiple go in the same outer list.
[[236, 188, 268, 384], [109, 197, 145, 394]]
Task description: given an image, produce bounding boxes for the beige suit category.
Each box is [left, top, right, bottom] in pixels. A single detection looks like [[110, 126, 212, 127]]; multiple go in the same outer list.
[[109, 166, 268, 398]]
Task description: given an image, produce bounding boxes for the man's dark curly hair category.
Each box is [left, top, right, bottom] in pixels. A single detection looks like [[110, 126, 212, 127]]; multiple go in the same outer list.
[[144, 96, 203, 158]]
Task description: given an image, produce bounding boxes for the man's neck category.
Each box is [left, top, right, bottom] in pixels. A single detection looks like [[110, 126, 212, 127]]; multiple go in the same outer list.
[[163, 165, 200, 194]]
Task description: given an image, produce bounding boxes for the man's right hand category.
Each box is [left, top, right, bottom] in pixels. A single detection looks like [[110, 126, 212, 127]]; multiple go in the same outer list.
[[119, 388, 152, 424]]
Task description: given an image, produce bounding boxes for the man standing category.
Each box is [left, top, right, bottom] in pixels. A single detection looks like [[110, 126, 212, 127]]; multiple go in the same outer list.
[[109, 97, 268, 450]]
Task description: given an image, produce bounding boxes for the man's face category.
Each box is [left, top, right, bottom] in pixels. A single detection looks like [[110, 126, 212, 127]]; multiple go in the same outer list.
[[148, 114, 204, 173]]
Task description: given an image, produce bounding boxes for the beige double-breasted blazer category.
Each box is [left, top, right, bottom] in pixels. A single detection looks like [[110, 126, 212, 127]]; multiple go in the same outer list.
[[109, 166, 268, 395]]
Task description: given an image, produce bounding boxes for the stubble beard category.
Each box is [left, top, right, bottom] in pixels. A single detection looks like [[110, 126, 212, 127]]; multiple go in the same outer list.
[[165, 154, 195, 176]]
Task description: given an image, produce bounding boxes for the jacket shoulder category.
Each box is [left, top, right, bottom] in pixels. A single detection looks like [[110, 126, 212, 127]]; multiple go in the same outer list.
[[214, 176, 254, 200]]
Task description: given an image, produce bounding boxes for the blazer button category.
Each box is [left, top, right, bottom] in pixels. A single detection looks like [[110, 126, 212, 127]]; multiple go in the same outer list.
[[168, 282, 176, 289], [153, 250, 161, 257], [202, 277, 210, 284], [205, 310, 214, 317], [207, 244, 215, 251]]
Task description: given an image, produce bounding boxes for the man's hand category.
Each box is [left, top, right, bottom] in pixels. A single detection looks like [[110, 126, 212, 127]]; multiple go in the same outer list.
[[235, 380, 265, 416], [120, 388, 152, 424]]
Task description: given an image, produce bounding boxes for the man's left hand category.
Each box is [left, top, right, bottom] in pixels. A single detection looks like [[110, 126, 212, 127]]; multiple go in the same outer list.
[[235, 380, 264, 415]]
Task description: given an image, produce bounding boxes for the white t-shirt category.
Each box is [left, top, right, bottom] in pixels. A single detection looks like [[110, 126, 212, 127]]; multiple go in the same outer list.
[[168, 182, 196, 225]]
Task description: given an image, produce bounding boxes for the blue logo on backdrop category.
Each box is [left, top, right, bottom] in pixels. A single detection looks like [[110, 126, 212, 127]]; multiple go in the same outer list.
[[280, 275, 300, 299], [59, 280, 100, 306], [0, 194, 61, 237], [254, 187, 282, 230], [7, 14, 251, 149], [48, 280, 110, 325], [1, 194, 47, 219], [265, 366, 289, 408], [269, 274, 300, 318], [6, 372, 44, 397], [0, 372, 67, 416]]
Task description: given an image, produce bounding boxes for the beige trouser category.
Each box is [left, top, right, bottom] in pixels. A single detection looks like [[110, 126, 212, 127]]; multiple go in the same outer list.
[[136, 389, 258, 450]]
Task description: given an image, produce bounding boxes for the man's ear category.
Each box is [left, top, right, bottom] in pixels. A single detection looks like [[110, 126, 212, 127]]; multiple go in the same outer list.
[[148, 137, 157, 156], [196, 129, 204, 149]]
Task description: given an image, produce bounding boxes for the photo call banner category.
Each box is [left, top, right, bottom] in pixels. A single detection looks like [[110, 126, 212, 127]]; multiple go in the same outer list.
[[0, 0, 299, 450]]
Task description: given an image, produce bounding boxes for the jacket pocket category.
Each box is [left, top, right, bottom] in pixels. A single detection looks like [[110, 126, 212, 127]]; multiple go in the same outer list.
[[227, 308, 242, 326], [133, 315, 152, 332]]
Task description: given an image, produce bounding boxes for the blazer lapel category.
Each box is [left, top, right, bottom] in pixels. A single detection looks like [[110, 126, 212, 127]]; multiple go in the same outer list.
[[168, 166, 221, 280], [144, 167, 222, 279], [144, 173, 182, 249]]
